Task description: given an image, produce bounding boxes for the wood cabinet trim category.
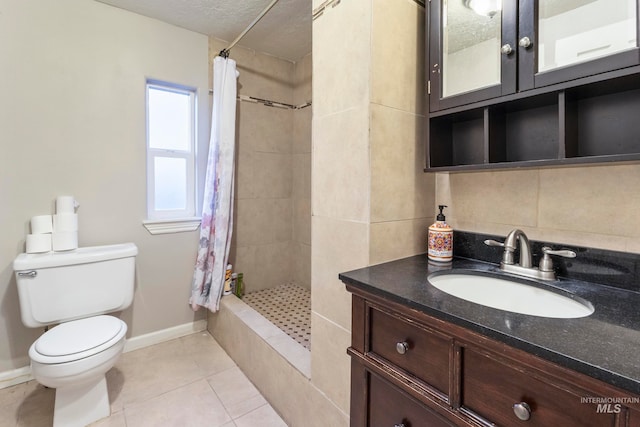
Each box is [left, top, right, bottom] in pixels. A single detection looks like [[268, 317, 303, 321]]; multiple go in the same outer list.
[[348, 285, 640, 427]]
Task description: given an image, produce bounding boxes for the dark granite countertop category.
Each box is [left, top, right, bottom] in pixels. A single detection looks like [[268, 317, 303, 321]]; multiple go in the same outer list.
[[340, 253, 640, 395]]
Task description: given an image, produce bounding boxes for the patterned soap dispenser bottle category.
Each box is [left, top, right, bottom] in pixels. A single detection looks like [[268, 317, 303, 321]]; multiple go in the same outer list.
[[428, 205, 453, 263]]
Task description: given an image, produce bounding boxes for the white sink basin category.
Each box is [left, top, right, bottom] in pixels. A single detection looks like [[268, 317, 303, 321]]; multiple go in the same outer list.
[[428, 273, 594, 319]]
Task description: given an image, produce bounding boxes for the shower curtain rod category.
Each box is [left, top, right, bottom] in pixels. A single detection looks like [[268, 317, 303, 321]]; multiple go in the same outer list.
[[219, 0, 280, 58], [208, 89, 311, 110]]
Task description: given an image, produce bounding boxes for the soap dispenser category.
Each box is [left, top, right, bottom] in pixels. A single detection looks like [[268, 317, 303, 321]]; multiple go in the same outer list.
[[428, 205, 453, 263]]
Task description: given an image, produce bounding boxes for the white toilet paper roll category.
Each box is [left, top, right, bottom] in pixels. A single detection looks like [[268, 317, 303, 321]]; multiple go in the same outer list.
[[53, 213, 78, 232], [30, 215, 53, 234], [56, 196, 79, 214], [26, 234, 52, 253], [52, 231, 78, 251]]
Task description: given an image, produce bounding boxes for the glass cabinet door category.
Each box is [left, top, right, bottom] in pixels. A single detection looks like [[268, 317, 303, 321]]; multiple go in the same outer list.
[[429, 0, 517, 111], [526, 0, 640, 88], [538, 0, 637, 73], [442, 0, 502, 97]]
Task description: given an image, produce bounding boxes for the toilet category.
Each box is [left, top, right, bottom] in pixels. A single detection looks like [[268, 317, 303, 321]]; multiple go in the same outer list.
[[13, 243, 137, 427]]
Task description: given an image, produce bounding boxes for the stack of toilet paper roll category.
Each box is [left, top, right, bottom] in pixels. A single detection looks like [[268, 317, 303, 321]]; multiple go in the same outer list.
[[25, 196, 79, 253]]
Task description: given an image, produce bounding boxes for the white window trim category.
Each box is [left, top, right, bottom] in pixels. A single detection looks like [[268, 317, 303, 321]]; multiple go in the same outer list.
[[145, 81, 199, 232], [142, 217, 201, 235]]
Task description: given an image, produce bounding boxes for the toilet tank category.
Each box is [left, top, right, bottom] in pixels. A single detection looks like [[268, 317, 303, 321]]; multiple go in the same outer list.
[[13, 243, 138, 328]]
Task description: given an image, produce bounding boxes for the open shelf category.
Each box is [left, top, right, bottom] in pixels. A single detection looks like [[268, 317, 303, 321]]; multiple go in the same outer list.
[[426, 72, 640, 171], [429, 109, 484, 168], [489, 93, 560, 163]]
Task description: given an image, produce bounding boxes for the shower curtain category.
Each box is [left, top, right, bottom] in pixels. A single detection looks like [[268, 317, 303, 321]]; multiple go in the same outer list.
[[190, 56, 239, 312]]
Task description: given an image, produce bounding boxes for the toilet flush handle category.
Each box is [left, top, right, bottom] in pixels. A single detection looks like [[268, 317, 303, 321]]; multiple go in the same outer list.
[[18, 270, 37, 277]]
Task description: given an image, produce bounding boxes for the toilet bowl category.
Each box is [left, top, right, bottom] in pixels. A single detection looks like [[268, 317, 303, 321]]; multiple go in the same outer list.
[[30, 315, 127, 427], [14, 243, 137, 427]]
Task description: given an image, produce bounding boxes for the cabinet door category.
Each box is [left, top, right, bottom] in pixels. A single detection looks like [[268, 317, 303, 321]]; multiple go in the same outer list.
[[428, 0, 518, 111], [519, 0, 640, 91]]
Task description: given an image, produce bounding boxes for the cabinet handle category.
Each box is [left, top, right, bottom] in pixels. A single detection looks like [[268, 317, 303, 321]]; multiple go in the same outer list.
[[500, 44, 513, 55], [394, 424, 406, 427], [513, 402, 532, 421], [396, 341, 409, 355], [519, 36, 532, 48]]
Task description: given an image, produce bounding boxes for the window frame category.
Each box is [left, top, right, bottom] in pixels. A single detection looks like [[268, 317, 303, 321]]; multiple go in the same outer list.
[[145, 80, 198, 223]]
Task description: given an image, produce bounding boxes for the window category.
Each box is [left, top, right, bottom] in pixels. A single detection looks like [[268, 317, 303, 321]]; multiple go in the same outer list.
[[144, 81, 200, 234]]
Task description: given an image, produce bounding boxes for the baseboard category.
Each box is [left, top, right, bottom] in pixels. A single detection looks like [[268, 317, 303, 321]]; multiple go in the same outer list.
[[0, 319, 207, 390], [123, 319, 207, 353], [0, 366, 33, 390]]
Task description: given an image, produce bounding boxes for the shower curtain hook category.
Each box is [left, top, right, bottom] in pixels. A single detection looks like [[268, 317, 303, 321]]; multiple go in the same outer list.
[[219, 49, 230, 59]]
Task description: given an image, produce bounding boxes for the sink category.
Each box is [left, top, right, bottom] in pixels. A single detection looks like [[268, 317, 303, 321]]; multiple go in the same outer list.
[[428, 272, 594, 319]]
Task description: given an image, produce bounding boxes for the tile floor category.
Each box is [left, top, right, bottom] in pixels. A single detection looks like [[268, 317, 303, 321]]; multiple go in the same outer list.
[[0, 332, 287, 427], [242, 283, 311, 350]]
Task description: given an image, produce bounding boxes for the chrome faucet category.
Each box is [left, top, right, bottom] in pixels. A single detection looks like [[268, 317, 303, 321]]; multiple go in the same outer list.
[[485, 229, 576, 281], [503, 229, 532, 268]]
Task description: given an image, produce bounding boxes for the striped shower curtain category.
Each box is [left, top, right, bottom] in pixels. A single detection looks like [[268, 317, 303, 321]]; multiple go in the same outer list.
[[190, 56, 238, 312]]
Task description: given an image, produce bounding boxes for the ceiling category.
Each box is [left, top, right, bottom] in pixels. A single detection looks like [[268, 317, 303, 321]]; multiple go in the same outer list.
[[95, 0, 312, 62]]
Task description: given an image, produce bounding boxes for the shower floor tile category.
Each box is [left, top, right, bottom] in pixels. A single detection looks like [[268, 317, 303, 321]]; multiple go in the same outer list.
[[243, 283, 311, 351]]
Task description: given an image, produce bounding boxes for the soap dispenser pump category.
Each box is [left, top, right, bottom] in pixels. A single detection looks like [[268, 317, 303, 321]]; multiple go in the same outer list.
[[428, 205, 453, 263]]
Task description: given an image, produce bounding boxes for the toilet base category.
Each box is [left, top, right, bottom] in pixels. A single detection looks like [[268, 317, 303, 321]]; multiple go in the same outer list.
[[53, 375, 110, 427]]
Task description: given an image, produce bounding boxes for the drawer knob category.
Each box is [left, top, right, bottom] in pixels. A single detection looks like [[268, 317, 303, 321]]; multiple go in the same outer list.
[[396, 341, 409, 355], [513, 402, 532, 421], [394, 424, 406, 427]]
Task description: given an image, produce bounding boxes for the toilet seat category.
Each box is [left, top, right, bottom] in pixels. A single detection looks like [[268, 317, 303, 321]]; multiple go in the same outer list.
[[30, 315, 127, 365]]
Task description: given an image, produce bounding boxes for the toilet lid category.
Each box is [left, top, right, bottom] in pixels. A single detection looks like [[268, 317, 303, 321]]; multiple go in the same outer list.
[[35, 315, 124, 357]]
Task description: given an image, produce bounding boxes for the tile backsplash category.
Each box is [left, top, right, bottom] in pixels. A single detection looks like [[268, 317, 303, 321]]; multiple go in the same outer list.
[[436, 163, 640, 254]]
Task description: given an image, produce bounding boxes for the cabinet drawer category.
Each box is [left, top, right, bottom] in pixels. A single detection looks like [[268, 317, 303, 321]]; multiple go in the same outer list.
[[369, 372, 453, 427], [369, 307, 450, 395], [462, 348, 616, 427]]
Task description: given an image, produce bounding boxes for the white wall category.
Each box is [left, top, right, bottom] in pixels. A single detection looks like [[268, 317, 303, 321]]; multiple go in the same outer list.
[[0, 0, 209, 373]]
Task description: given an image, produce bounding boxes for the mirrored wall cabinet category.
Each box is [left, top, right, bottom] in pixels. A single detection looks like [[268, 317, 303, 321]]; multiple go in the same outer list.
[[426, 0, 640, 171]]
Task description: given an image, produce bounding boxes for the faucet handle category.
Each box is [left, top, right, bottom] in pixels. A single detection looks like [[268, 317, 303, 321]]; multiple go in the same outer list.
[[542, 247, 576, 258], [485, 239, 515, 265], [539, 247, 576, 272]]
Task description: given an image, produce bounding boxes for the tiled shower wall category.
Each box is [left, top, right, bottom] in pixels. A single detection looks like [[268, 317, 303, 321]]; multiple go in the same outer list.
[[311, 0, 432, 419], [292, 54, 312, 290], [208, 38, 311, 294]]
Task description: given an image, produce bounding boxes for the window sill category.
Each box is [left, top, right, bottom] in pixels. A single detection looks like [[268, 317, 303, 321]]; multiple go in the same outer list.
[[143, 217, 201, 235]]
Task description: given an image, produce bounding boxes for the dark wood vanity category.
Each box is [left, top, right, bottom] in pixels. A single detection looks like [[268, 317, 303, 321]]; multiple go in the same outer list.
[[347, 287, 640, 427], [340, 235, 640, 427]]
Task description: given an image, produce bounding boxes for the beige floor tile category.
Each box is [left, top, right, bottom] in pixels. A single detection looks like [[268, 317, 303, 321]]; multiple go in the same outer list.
[[16, 384, 54, 427], [88, 411, 126, 427], [0, 380, 39, 427], [207, 367, 262, 411], [0, 414, 17, 427], [124, 379, 231, 427], [107, 337, 208, 410], [224, 393, 267, 420], [234, 404, 287, 427], [179, 332, 237, 377], [0, 332, 287, 427]]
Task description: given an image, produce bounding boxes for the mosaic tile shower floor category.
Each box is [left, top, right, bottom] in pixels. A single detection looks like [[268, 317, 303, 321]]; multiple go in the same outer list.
[[242, 283, 311, 351]]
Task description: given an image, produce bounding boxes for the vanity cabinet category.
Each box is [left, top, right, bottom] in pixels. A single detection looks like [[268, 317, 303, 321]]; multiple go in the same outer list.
[[426, 0, 640, 170], [347, 288, 640, 427]]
